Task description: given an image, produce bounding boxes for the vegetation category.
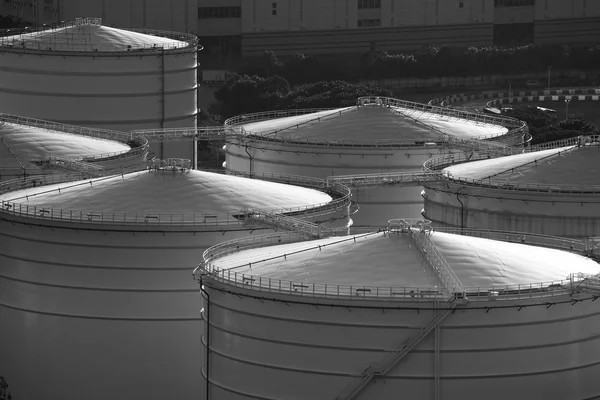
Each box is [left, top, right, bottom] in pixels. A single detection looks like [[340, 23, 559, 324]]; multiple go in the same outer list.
[[502, 106, 599, 145], [236, 45, 600, 84], [213, 74, 392, 119]]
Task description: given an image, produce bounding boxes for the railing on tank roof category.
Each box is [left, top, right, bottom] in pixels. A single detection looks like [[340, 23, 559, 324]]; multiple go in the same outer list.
[[222, 97, 527, 151], [423, 138, 600, 195], [29, 155, 104, 176], [194, 228, 599, 303], [0, 113, 149, 164], [0, 113, 131, 142], [0, 19, 199, 55], [433, 227, 588, 254], [357, 96, 527, 139], [0, 169, 352, 226]]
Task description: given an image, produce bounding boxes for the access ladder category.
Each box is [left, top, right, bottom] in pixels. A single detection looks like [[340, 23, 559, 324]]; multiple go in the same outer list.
[[335, 299, 460, 400]]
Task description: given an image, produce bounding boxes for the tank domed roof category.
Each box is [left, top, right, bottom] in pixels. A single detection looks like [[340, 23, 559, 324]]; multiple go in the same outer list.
[[236, 105, 508, 142], [0, 119, 129, 169], [0, 18, 192, 53], [444, 144, 599, 187], [0, 169, 333, 216], [212, 230, 600, 288]]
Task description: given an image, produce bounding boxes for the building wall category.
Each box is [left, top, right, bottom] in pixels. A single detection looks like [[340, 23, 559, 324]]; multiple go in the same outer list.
[[60, 0, 197, 32], [0, 0, 60, 26]]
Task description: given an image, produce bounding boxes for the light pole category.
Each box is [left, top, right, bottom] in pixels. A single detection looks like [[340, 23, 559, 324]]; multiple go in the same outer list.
[[565, 98, 571, 120], [547, 66, 552, 89]]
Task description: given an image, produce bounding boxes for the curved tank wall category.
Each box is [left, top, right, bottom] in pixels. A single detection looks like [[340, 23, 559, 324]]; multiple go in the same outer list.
[[0, 170, 351, 400], [201, 287, 600, 400], [0, 22, 198, 164], [197, 229, 600, 400], [422, 142, 600, 238], [226, 138, 445, 226]]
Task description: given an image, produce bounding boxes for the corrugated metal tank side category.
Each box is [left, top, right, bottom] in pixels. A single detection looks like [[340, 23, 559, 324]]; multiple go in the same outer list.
[[0, 49, 198, 162], [0, 219, 272, 400], [202, 283, 600, 400], [225, 139, 463, 225], [422, 183, 600, 238]]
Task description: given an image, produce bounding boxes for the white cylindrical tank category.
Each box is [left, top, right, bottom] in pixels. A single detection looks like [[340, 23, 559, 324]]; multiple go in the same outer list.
[[0, 113, 148, 181], [0, 165, 352, 400], [422, 136, 600, 238], [196, 222, 600, 400], [224, 97, 527, 227], [0, 17, 198, 163]]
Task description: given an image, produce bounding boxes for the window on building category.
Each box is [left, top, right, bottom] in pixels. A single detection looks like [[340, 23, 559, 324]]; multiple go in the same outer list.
[[458, 1, 464, 8], [357, 19, 381, 27], [198, 6, 241, 19], [358, 0, 381, 9], [494, 0, 535, 7], [272, 2, 277, 16]]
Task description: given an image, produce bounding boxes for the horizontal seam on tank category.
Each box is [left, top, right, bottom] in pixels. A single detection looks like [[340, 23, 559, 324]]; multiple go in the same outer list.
[[204, 314, 600, 354], [204, 342, 600, 379], [0, 86, 197, 98], [224, 153, 413, 168], [54, 112, 197, 126], [0, 66, 196, 76], [0, 252, 193, 271], [424, 195, 600, 213], [428, 186, 600, 202], [0, 302, 201, 321], [0, 217, 263, 234], [202, 370, 277, 400], [0, 273, 197, 292], [0, 229, 209, 250], [207, 296, 600, 329]]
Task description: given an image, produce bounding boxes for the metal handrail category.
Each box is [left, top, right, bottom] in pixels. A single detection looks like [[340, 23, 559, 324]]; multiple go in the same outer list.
[[0, 169, 352, 226], [0, 113, 149, 165], [219, 96, 527, 150], [423, 138, 600, 194], [0, 113, 131, 142], [195, 227, 599, 303], [327, 171, 444, 187], [0, 18, 199, 55]]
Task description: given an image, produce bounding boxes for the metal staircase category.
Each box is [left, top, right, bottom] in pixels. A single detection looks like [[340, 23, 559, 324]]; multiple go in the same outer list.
[[0, 131, 26, 170], [327, 171, 445, 188], [409, 228, 466, 298], [335, 300, 460, 400], [240, 207, 329, 239], [29, 155, 104, 176]]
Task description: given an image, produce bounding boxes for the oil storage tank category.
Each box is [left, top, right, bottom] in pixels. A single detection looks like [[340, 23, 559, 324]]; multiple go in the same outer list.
[[0, 17, 198, 163], [224, 96, 528, 227], [0, 113, 148, 181], [195, 219, 600, 400], [0, 161, 352, 400], [422, 135, 600, 238]]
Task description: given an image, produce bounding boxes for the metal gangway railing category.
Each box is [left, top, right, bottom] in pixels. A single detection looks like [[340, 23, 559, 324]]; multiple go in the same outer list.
[[148, 158, 192, 171], [29, 155, 104, 176], [327, 171, 445, 188], [335, 299, 459, 400], [240, 207, 330, 239], [388, 219, 466, 298], [130, 126, 229, 142]]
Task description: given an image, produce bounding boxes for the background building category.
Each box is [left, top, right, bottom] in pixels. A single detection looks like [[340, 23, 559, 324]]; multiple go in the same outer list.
[[9, 1, 599, 59]]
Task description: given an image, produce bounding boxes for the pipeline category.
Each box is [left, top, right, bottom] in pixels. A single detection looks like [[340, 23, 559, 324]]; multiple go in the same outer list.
[[456, 187, 465, 230]]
